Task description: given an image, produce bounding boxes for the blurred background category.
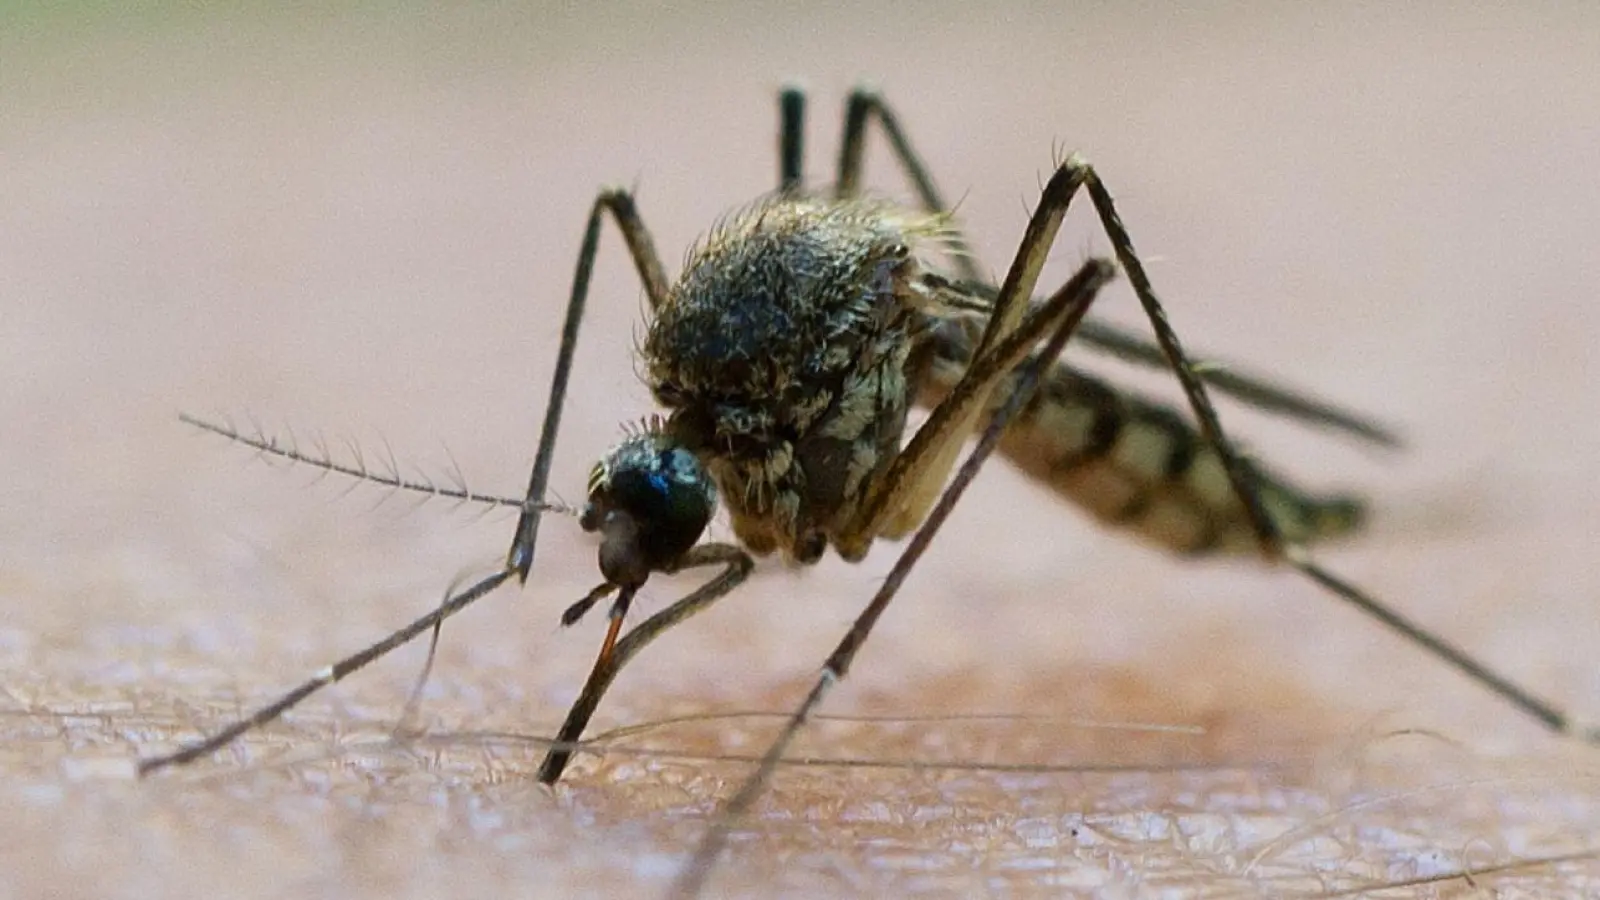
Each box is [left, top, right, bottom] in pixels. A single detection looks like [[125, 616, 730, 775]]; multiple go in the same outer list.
[[3, 3, 1599, 897]]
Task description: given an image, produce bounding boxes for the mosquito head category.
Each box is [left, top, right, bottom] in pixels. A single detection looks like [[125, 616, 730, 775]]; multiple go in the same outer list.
[[581, 427, 716, 589]]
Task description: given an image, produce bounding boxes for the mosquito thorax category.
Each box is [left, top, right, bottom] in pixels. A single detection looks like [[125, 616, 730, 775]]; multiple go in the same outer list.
[[637, 196, 951, 562], [581, 429, 716, 588]]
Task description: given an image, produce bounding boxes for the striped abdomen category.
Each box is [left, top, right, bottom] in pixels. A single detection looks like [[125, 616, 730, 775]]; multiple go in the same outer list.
[[911, 315, 1363, 556]]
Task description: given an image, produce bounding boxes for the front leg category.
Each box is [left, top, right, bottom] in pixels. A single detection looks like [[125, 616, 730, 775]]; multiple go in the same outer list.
[[536, 543, 753, 784], [506, 187, 672, 581]]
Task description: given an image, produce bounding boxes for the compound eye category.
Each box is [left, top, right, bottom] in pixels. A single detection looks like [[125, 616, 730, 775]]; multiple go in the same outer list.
[[582, 435, 716, 584]]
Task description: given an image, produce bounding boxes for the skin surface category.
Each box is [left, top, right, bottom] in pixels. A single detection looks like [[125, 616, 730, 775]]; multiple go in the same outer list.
[[4, 3, 1600, 897]]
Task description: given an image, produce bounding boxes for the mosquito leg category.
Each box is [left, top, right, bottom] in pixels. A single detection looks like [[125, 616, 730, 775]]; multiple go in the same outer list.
[[137, 569, 512, 775], [536, 543, 753, 784], [833, 87, 983, 285], [841, 162, 1107, 554], [1071, 316, 1403, 447], [669, 256, 1112, 899], [560, 582, 618, 627], [843, 88, 1377, 442], [928, 281, 1401, 445], [506, 188, 672, 582], [1291, 549, 1580, 736], [145, 190, 675, 775], [777, 85, 805, 194], [1065, 155, 1586, 740], [835, 88, 1401, 449]]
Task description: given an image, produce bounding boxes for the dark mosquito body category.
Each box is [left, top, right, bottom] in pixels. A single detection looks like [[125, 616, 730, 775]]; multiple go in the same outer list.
[[583, 192, 1364, 598], [141, 86, 1593, 900]]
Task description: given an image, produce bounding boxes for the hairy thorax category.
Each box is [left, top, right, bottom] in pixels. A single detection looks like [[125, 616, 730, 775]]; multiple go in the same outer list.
[[642, 197, 946, 564]]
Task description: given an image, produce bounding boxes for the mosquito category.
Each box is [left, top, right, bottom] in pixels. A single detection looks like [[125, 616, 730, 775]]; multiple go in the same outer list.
[[140, 87, 1594, 896]]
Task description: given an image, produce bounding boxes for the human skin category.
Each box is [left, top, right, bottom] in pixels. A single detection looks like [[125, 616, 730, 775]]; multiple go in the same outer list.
[[3, 4, 1599, 898]]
